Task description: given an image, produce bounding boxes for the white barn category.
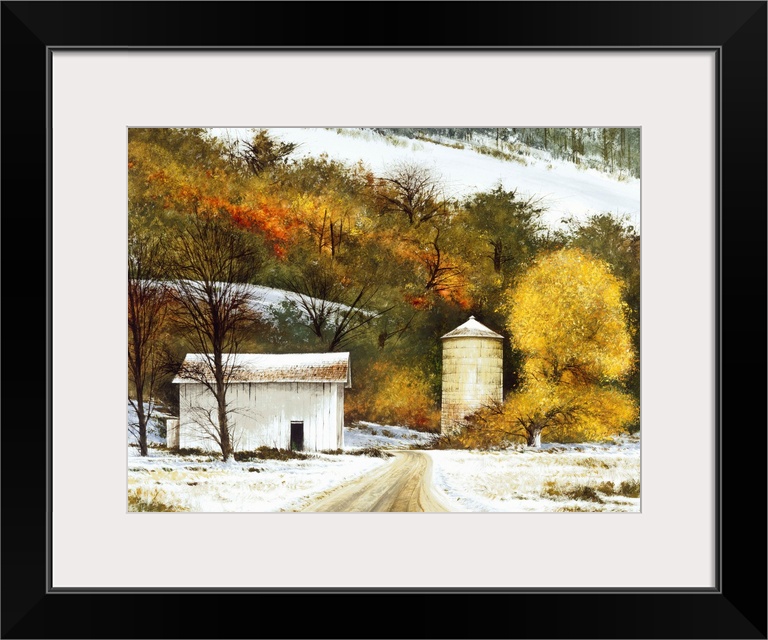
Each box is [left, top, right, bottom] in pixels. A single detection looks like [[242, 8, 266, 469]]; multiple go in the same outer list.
[[172, 352, 351, 452]]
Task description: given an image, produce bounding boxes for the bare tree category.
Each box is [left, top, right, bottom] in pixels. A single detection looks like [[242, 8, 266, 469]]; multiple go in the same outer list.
[[377, 162, 447, 226], [128, 226, 170, 456], [176, 358, 255, 454], [169, 212, 265, 461], [282, 259, 392, 352], [419, 224, 463, 294]]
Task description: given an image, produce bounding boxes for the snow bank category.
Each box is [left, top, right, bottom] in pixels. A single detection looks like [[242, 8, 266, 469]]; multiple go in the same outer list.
[[212, 127, 640, 230], [344, 421, 434, 450]]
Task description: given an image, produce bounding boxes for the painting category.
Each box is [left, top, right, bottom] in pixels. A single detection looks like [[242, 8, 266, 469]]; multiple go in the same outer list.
[[128, 127, 640, 512]]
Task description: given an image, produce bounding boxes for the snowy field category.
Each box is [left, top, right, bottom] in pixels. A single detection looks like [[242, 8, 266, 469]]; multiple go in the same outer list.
[[128, 447, 387, 512], [127, 419, 428, 512], [212, 127, 640, 230], [429, 437, 641, 513], [128, 413, 639, 513]]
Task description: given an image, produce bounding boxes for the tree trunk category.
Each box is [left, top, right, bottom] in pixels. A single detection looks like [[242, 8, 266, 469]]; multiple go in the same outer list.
[[319, 209, 327, 254], [493, 241, 503, 272], [133, 391, 149, 456], [218, 398, 231, 461], [214, 356, 232, 461], [139, 420, 148, 456], [131, 328, 149, 456], [527, 428, 542, 448], [570, 128, 577, 163], [134, 369, 149, 457]]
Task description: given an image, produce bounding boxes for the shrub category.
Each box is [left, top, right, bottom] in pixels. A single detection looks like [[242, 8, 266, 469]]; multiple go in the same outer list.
[[128, 488, 185, 512], [424, 406, 520, 451], [566, 485, 604, 503], [595, 481, 616, 495], [413, 432, 469, 450], [173, 447, 215, 457], [577, 457, 612, 469], [234, 447, 309, 462], [542, 482, 604, 503], [618, 480, 640, 498], [345, 361, 440, 431], [349, 447, 392, 459]]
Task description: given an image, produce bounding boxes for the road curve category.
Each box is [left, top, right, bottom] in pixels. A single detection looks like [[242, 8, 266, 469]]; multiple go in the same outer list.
[[302, 450, 451, 512]]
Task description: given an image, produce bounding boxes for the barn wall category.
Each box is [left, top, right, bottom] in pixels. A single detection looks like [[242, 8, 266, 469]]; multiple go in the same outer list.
[[166, 419, 180, 449], [337, 384, 345, 449], [178, 382, 344, 452], [440, 336, 503, 434]]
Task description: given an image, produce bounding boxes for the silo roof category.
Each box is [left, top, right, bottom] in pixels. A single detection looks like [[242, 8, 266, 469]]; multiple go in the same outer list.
[[440, 316, 504, 340]]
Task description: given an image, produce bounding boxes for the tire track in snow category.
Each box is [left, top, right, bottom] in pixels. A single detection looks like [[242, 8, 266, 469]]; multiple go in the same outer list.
[[302, 451, 451, 512]]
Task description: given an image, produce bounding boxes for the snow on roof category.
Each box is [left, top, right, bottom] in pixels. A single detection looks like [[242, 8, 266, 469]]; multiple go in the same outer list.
[[173, 352, 351, 387], [440, 316, 504, 341]]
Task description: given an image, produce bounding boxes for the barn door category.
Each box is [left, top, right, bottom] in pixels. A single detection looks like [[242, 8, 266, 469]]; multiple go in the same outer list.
[[290, 421, 304, 451]]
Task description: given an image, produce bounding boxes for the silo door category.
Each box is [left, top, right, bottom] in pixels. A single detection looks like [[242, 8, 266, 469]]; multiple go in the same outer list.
[[290, 421, 304, 451]]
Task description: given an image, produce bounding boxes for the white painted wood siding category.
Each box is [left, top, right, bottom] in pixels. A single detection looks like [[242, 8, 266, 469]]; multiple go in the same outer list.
[[178, 382, 345, 452], [166, 419, 180, 449]]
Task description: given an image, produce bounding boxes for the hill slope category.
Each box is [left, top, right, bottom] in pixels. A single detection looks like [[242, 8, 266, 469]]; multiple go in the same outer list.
[[212, 127, 640, 230]]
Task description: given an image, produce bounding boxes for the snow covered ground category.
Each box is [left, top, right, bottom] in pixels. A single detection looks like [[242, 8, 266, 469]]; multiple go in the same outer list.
[[126, 419, 430, 512], [344, 421, 434, 450], [211, 127, 640, 230], [428, 437, 641, 513], [128, 447, 387, 512], [128, 404, 638, 513]]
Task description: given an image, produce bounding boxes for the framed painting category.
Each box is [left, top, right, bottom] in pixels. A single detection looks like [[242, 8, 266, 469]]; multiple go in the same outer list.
[[2, 2, 765, 638]]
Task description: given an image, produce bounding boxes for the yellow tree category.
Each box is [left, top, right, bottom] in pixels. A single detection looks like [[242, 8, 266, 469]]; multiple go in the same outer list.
[[501, 248, 637, 446]]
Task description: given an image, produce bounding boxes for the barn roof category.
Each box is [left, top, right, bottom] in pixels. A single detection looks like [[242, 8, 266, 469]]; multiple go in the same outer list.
[[173, 352, 351, 387], [440, 316, 504, 341]]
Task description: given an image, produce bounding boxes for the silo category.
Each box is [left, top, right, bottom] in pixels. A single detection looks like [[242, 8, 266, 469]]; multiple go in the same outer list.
[[440, 316, 504, 435]]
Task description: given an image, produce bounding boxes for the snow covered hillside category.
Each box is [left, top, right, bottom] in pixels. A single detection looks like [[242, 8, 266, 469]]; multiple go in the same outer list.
[[159, 281, 349, 327], [212, 127, 640, 230], [127, 401, 168, 446], [344, 421, 434, 450]]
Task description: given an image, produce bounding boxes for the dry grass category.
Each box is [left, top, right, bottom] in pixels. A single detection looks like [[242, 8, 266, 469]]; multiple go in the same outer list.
[[429, 438, 640, 512], [128, 488, 186, 512], [234, 447, 310, 462]]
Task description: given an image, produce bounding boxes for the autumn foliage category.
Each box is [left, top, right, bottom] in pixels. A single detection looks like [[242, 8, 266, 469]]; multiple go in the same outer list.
[[345, 361, 440, 431], [494, 249, 637, 446], [128, 129, 640, 446]]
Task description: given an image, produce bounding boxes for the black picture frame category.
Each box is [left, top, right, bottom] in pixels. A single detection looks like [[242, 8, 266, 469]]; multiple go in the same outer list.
[[2, 2, 765, 638]]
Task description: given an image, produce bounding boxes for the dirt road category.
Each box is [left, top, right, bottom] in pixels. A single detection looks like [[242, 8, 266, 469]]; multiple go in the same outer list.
[[302, 450, 451, 512]]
